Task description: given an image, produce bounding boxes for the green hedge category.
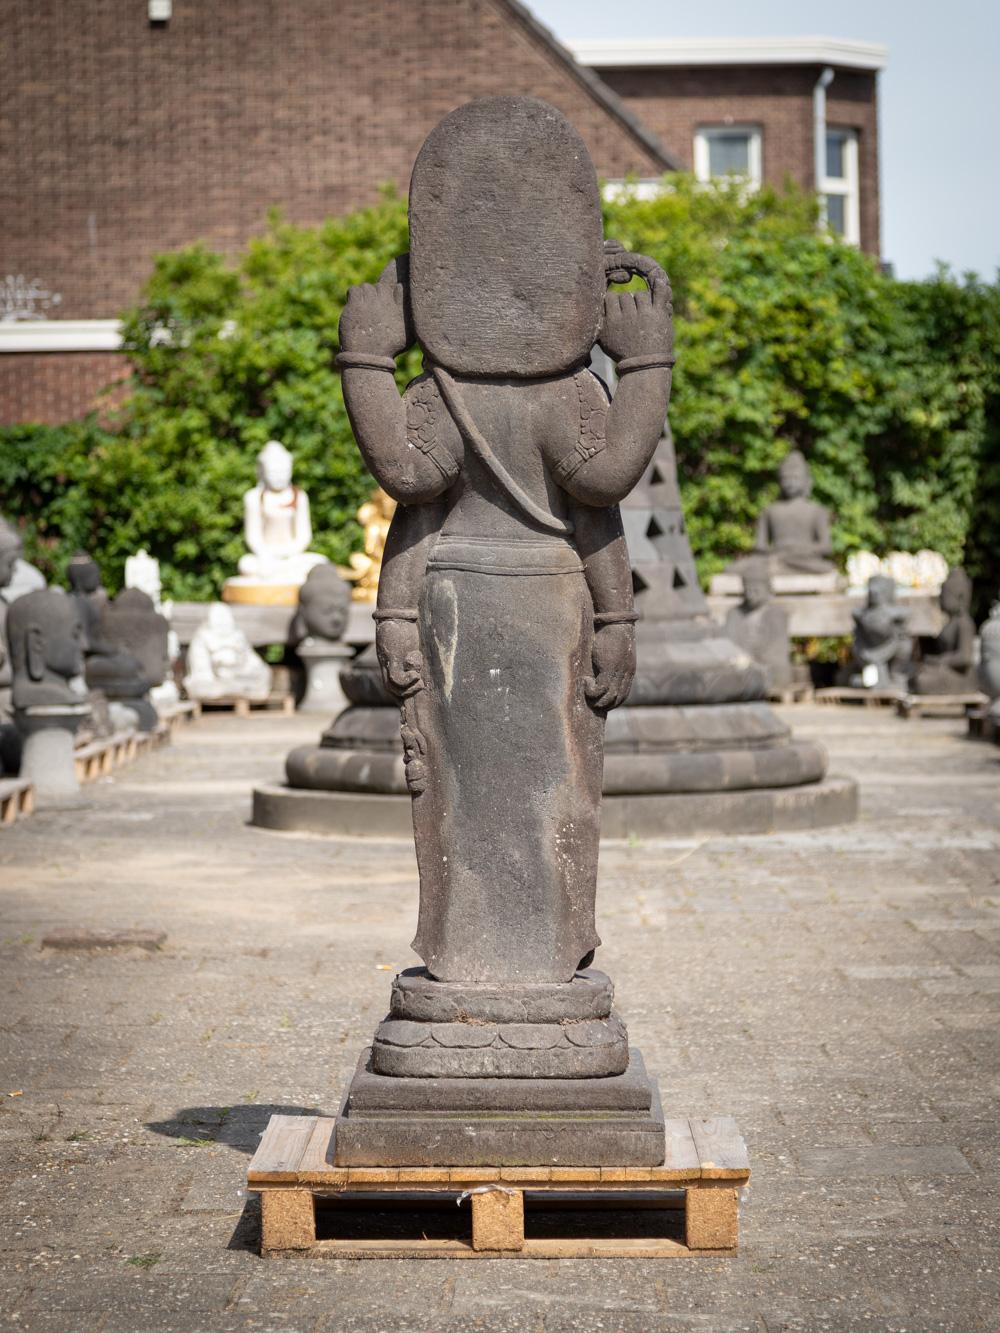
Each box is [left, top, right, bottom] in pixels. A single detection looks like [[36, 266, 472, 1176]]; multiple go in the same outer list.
[[2, 180, 998, 604]]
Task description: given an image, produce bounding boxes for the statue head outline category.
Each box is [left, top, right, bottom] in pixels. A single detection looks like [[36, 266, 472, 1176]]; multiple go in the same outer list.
[[867, 574, 897, 608], [8, 588, 85, 695], [740, 561, 773, 611], [778, 450, 812, 500], [297, 565, 350, 641], [67, 552, 102, 595], [940, 566, 971, 616], [0, 515, 23, 592], [257, 440, 294, 492]]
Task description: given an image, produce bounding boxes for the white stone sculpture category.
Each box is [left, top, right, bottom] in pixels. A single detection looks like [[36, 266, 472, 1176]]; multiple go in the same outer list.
[[234, 441, 327, 587], [182, 603, 272, 702]]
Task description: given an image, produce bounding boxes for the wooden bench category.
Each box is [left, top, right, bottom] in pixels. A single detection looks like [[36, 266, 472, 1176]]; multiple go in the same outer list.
[[248, 1114, 750, 1259], [0, 778, 35, 826]]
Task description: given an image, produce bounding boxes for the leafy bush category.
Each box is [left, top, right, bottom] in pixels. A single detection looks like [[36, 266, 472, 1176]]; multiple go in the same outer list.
[[2, 179, 998, 604]]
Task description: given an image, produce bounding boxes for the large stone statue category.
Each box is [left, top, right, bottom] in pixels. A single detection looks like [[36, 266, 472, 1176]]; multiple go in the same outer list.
[[8, 588, 90, 806], [289, 565, 352, 714], [125, 549, 182, 713], [183, 603, 272, 702], [330, 96, 674, 1165], [910, 566, 976, 695], [102, 588, 172, 725], [712, 450, 838, 594], [67, 553, 156, 730], [724, 562, 793, 692], [223, 442, 327, 604], [979, 596, 1000, 723], [842, 575, 911, 690]]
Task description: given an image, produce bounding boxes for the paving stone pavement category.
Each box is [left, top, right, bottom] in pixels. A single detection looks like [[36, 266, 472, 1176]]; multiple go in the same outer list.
[[0, 705, 998, 1332]]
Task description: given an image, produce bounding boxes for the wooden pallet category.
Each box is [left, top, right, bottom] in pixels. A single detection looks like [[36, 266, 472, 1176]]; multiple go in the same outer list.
[[159, 699, 202, 736], [198, 693, 294, 718], [814, 686, 904, 708], [967, 707, 999, 743], [247, 1114, 750, 1259], [768, 683, 814, 704], [74, 728, 167, 783], [895, 692, 988, 720], [0, 778, 35, 826]]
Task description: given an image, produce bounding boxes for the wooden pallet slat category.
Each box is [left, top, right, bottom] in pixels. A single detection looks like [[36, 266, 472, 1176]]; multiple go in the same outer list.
[[690, 1116, 750, 1180]]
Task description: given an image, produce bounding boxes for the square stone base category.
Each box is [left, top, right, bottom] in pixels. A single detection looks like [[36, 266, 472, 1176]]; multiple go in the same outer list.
[[334, 1047, 666, 1167]]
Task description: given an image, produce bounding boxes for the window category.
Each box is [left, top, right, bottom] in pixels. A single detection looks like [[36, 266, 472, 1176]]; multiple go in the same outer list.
[[821, 128, 860, 245], [693, 126, 762, 189]]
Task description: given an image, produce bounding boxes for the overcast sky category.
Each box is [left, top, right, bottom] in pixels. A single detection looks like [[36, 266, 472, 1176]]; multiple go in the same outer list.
[[532, 0, 1000, 282]]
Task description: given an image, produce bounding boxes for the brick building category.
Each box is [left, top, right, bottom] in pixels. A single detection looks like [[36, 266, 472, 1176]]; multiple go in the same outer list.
[[0, 5, 884, 424], [570, 37, 885, 255]]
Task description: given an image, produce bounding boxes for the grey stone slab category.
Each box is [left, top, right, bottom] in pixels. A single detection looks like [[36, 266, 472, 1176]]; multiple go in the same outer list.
[[797, 1145, 973, 1177], [335, 1074, 666, 1167]]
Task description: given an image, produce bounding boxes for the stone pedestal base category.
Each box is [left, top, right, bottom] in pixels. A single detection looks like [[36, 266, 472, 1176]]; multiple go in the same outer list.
[[222, 577, 300, 607], [251, 774, 858, 838], [296, 640, 352, 715], [334, 1046, 665, 1167], [16, 704, 90, 808]]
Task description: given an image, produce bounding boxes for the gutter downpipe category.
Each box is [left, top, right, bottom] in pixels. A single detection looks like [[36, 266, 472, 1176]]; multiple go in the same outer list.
[[814, 66, 835, 229]]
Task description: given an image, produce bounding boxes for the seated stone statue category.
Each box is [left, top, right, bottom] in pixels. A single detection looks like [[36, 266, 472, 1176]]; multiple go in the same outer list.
[[841, 575, 911, 690], [714, 450, 838, 595], [102, 588, 171, 728], [235, 441, 327, 585], [183, 603, 272, 702], [67, 553, 153, 722], [724, 563, 792, 691], [8, 588, 86, 710], [910, 566, 976, 695], [753, 450, 835, 577]]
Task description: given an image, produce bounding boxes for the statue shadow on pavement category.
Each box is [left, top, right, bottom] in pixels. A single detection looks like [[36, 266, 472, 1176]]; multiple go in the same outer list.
[[146, 1104, 324, 1254]]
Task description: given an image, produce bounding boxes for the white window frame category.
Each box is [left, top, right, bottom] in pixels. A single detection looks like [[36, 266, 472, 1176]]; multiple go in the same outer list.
[[693, 124, 762, 189], [821, 127, 860, 245], [601, 178, 667, 202]]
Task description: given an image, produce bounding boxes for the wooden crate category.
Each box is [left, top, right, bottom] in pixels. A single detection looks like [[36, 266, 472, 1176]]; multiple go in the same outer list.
[[0, 778, 35, 826], [896, 692, 988, 720], [247, 1114, 750, 1259]]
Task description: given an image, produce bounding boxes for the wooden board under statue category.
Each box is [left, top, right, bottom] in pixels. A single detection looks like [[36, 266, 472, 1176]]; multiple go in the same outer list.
[[408, 95, 606, 378]]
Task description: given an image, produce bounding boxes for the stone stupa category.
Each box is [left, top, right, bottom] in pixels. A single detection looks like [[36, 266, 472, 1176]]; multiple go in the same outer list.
[[254, 420, 856, 837]]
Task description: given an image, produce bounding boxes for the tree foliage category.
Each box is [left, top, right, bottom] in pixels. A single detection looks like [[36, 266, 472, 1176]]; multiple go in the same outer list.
[[2, 179, 998, 603]]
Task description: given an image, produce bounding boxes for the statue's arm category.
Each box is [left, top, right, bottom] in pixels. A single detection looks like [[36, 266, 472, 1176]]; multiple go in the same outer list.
[[550, 268, 674, 507], [338, 258, 458, 504], [292, 490, 313, 556], [243, 491, 266, 557], [939, 616, 975, 668], [375, 501, 446, 698], [813, 504, 833, 556], [573, 502, 636, 710], [754, 509, 771, 552]]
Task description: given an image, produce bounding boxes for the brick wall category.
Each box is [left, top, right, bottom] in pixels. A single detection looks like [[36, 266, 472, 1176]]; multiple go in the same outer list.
[[0, 354, 129, 425], [593, 64, 880, 255], [1, 0, 662, 324]]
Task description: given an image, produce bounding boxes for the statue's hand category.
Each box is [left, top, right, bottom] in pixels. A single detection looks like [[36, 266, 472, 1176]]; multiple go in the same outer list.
[[376, 619, 424, 698], [598, 272, 673, 366], [339, 255, 413, 358], [585, 622, 636, 711]]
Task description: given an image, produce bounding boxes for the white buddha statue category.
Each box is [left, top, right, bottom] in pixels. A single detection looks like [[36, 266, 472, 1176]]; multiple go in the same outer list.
[[183, 603, 272, 702], [237, 441, 327, 585]]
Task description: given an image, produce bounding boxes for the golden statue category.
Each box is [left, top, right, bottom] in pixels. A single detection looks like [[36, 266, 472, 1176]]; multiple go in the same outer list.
[[344, 486, 397, 602]]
